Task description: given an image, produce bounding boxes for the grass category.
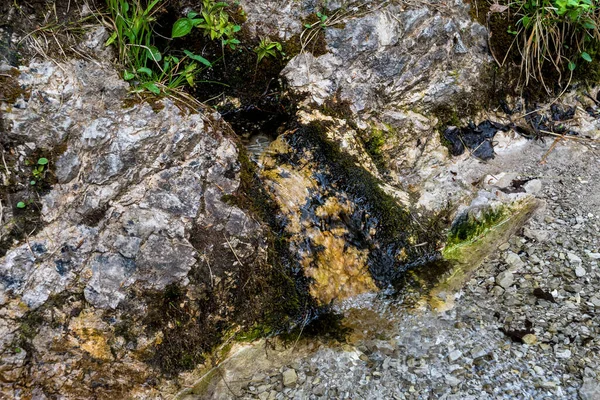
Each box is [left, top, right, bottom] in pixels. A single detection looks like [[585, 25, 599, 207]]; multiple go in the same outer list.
[[505, 0, 600, 90]]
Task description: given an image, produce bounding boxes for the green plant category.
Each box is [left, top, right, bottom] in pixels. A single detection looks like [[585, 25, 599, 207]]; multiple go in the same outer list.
[[172, 0, 241, 49], [105, 0, 218, 95], [16, 201, 26, 209], [509, 0, 600, 88], [254, 37, 283, 63], [304, 11, 328, 29], [29, 157, 48, 185]]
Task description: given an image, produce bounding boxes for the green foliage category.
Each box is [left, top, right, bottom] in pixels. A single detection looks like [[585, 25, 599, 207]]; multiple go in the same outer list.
[[509, 0, 600, 87], [254, 37, 283, 63], [304, 11, 328, 29], [30, 157, 48, 185], [172, 0, 241, 49], [16, 202, 26, 209], [105, 0, 226, 95]]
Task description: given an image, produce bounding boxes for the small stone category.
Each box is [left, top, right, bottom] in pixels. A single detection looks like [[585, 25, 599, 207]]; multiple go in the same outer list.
[[258, 392, 269, 400], [523, 179, 542, 194], [555, 348, 572, 359], [499, 243, 510, 251], [496, 270, 514, 289], [313, 384, 325, 396], [589, 296, 600, 307], [448, 350, 462, 362], [505, 252, 525, 270], [282, 369, 298, 387], [575, 265, 586, 277], [567, 253, 582, 264], [445, 375, 461, 387], [586, 252, 600, 260], [522, 334, 537, 345], [579, 379, 600, 400]]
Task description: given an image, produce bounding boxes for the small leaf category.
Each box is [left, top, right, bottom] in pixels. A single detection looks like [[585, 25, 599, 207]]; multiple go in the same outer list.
[[137, 67, 153, 76], [172, 18, 193, 38], [123, 70, 135, 80], [183, 50, 212, 67], [233, 25, 241, 32], [16, 202, 26, 209], [581, 52, 592, 62], [105, 32, 118, 47], [187, 11, 199, 18], [37, 157, 49, 165], [568, 60, 576, 71], [30, 180, 36, 185], [304, 23, 312, 28], [147, 46, 162, 62], [143, 82, 161, 95]]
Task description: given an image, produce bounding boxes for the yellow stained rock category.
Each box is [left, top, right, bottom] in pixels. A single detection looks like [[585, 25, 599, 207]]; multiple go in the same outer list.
[[68, 309, 113, 360]]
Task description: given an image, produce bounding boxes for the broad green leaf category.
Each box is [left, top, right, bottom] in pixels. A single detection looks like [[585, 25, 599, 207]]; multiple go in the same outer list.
[[143, 82, 160, 94], [172, 18, 193, 38], [233, 25, 241, 32], [187, 11, 199, 18], [123, 70, 135, 80], [582, 52, 592, 62], [183, 50, 212, 67], [37, 157, 49, 165], [16, 201, 26, 209], [147, 46, 162, 62], [137, 67, 153, 76]]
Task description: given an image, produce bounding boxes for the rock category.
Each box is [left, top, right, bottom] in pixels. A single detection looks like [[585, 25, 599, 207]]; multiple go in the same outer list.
[[521, 334, 537, 345], [523, 228, 549, 243], [523, 179, 542, 194], [0, 58, 271, 398], [496, 271, 514, 289], [505, 252, 525, 270], [575, 265, 587, 277], [555, 348, 572, 359], [448, 350, 462, 362], [282, 369, 298, 387], [568, 253, 583, 264], [585, 251, 600, 260], [579, 379, 600, 400]]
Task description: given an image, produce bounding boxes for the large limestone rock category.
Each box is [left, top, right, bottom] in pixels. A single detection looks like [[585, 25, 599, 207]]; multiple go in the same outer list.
[[0, 59, 268, 398]]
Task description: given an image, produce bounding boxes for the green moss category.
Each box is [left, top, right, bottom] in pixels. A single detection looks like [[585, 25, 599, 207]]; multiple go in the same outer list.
[[446, 207, 506, 248]]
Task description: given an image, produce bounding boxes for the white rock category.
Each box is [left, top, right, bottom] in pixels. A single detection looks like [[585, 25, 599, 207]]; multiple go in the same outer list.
[[505, 252, 525, 270], [496, 271, 514, 289], [523, 179, 542, 194], [575, 265, 586, 277], [448, 350, 462, 362], [585, 251, 600, 260], [568, 253, 582, 264]]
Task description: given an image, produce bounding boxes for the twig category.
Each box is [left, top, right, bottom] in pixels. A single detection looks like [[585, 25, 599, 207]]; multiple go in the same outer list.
[[224, 234, 244, 267]]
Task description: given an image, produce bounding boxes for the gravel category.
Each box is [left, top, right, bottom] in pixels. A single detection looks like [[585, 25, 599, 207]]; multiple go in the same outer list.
[[234, 136, 600, 400]]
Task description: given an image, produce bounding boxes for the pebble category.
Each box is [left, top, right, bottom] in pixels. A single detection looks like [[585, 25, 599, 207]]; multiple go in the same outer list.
[[496, 270, 514, 289], [575, 265, 586, 277], [505, 252, 525, 270], [567, 253, 582, 264], [282, 369, 298, 387], [521, 334, 537, 345], [448, 350, 462, 362]]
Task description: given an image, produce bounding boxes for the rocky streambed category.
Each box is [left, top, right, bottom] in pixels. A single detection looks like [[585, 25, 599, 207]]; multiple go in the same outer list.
[[1, 0, 599, 399]]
